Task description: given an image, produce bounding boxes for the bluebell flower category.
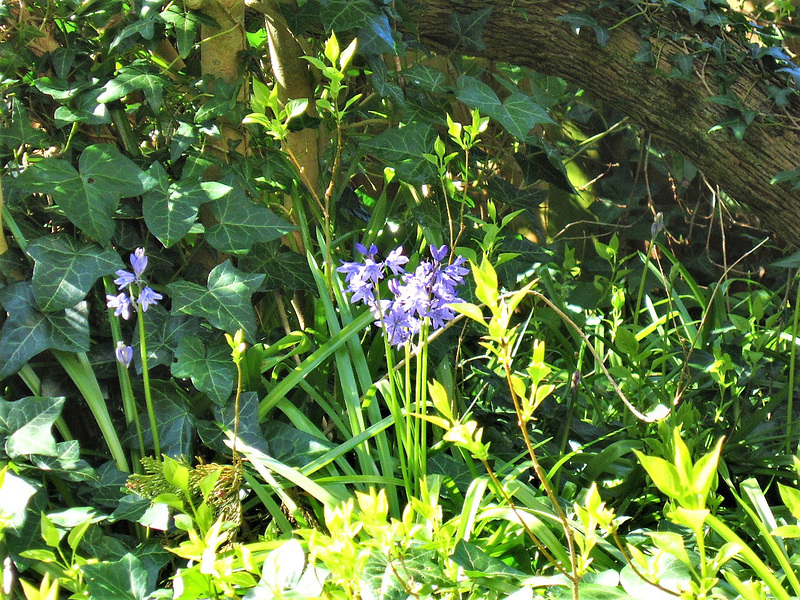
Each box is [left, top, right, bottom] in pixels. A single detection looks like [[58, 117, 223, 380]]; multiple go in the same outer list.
[[115, 341, 133, 368], [107, 292, 133, 320], [339, 243, 467, 347], [114, 269, 136, 290], [130, 248, 148, 277], [138, 287, 163, 311]]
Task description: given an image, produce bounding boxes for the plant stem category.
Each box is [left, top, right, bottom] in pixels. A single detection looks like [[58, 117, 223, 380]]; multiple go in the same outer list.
[[137, 302, 161, 458], [502, 360, 579, 600]]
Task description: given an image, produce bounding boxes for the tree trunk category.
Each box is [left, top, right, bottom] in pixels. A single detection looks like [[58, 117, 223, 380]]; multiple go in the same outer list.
[[417, 1, 800, 242]]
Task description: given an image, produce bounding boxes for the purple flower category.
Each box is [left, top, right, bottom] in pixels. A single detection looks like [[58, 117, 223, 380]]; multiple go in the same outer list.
[[115, 341, 133, 368], [339, 243, 467, 347], [355, 243, 379, 259], [385, 247, 409, 275], [107, 292, 133, 320], [430, 244, 448, 263], [130, 248, 148, 277], [114, 269, 136, 289], [138, 286, 163, 311]]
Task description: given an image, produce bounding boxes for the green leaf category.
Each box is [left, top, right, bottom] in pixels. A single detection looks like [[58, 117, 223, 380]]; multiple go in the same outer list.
[[204, 177, 296, 254], [83, 554, 150, 600], [0, 396, 64, 459], [0, 470, 39, 531], [321, 0, 379, 31], [141, 381, 197, 458], [53, 88, 111, 126], [0, 282, 90, 379], [363, 550, 445, 600], [167, 260, 265, 342], [456, 76, 553, 141], [132, 306, 201, 372], [0, 98, 48, 150], [160, 6, 203, 58], [451, 540, 526, 578], [142, 162, 232, 247], [27, 236, 124, 312], [448, 8, 493, 52], [404, 64, 447, 93], [97, 60, 169, 110], [779, 483, 800, 521], [172, 335, 236, 406], [634, 451, 683, 499], [15, 145, 154, 244], [239, 241, 315, 292], [361, 122, 436, 183]]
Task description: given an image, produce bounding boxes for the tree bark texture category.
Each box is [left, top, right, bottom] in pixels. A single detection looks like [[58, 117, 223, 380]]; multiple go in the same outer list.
[[417, 1, 800, 241]]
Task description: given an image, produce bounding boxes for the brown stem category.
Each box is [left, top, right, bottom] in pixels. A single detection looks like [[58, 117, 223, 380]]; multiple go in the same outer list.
[[501, 362, 580, 600]]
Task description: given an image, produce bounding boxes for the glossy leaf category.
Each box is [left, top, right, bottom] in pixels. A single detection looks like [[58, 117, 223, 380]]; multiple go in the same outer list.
[[320, 0, 379, 31], [448, 7, 493, 52], [15, 145, 154, 244], [97, 60, 168, 110], [132, 306, 201, 372], [204, 177, 296, 254], [0, 395, 64, 459], [0, 99, 48, 150], [361, 122, 436, 183], [0, 283, 90, 379], [142, 162, 232, 248], [168, 260, 265, 341], [172, 335, 236, 406], [27, 236, 123, 312], [83, 553, 150, 600]]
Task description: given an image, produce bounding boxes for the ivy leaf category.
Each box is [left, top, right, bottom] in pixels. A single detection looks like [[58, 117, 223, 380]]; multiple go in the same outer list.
[[132, 306, 201, 372], [448, 8, 493, 52], [27, 236, 124, 312], [0, 283, 90, 379], [456, 76, 553, 141], [321, 0, 379, 32], [358, 13, 396, 55], [404, 64, 447, 94], [501, 92, 555, 138], [361, 122, 436, 183], [143, 162, 232, 248], [451, 540, 526, 578], [159, 5, 203, 58], [167, 260, 265, 342], [53, 88, 111, 126], [0, 396, 64, 459], [144, 382, 196, 458], [239, 241, 315, 292], [97, 60, 169, 110], [172, 336, 236, 406], [15, 144, 154, 245], [83, 553, 150, 600], [204, 176, 297, 254], [0, 99, 48, 150]]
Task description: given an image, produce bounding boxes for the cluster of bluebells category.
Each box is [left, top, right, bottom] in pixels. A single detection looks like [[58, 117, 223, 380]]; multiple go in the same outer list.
[[106, 248, 163, 368], [338, 243, 468, 347]]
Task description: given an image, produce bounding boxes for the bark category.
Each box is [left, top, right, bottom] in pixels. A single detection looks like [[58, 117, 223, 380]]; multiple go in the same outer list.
[[417, 1, 800, 241]]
